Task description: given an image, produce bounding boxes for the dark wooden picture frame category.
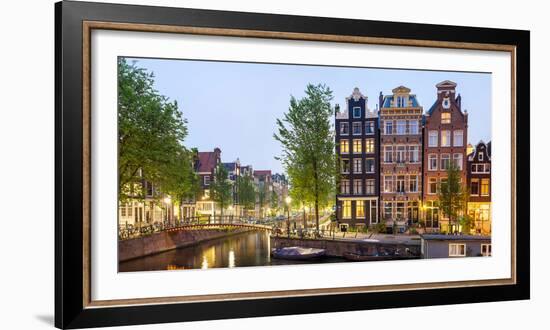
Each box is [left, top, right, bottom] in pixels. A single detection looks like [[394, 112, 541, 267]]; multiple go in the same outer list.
[[55, 1, 530, 328]]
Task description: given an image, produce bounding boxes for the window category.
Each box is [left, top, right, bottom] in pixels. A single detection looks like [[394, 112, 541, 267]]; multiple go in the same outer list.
[[385, 121, 393, 135], [408, 145, 420, 163], [471, 163, 490, 173], [453, 153, 463, 170], [383, 202, 393, 220], [340, 140, 349, 153], [365, 158, 375, 173], [353, 107, 361, 118], [481, 178, 490, 196], [409, 175, 418, 192], [353, 158, 362, 173], [146, 181, 154, 196], [396, 120, 406, 134], [352, 122, 362, 135], [395, 202, 405, 219], [425, 201, 439, 227], [481, 244, 492, 257], [367, 200, 378, 224], [441, 154, 451, 170], [428, 178, 438, 195], [121, 205, 126, 217], [340, 179, 350, 194], [428, 154, 438, 171], [365, 122, 375, 135], [384, 146, 393, 163], [396, 175, 405, 193], [441, 130, 451, 147], [353, 139, 362, 153], [441, 112, 451, 124], [365, 179, 375, 195], [453, 130, 464, 147], [428, 131, 438, 147], [343, 200, 351, 218], [365, 138, 374, 153], [356, 201, 365, 218], [341, 159, 350, 174], [383, 176, 393, 193], [396, 146, 406, 163], [204, 176, 211, 186], [479, 152, 484, 161], [397, 96, 407, 107], [449, 243, 466, 257], [408, 120, 419, 134], [470, 178, 480, 196], [353, 180, 362, 195], [340, 122, 349, 135]]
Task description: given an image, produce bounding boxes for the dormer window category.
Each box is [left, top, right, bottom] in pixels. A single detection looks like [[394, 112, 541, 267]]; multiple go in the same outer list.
[[479, 153, 484, 161], [396, 96, 406, 107], [353, 107, 361, 118]]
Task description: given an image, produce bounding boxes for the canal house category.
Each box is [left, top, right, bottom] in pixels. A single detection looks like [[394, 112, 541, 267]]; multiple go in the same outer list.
[[467, 141, 492, 235], [335, 87, 380, 231]]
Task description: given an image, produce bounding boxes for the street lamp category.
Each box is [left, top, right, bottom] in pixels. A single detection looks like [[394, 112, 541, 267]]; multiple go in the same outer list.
[[285, 196, 291, 237]]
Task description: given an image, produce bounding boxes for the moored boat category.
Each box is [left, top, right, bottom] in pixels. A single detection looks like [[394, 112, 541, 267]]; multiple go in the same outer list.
[[271, 247, 326, 260], [343, 252, 418, 262]]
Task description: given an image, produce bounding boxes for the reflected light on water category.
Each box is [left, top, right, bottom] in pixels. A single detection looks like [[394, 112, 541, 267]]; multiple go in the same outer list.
[[228, 250, 235, 268]]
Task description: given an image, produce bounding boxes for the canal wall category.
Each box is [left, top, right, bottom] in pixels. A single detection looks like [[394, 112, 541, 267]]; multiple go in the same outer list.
[[271, 237, 421, 257], [119, 228, 255, 261]]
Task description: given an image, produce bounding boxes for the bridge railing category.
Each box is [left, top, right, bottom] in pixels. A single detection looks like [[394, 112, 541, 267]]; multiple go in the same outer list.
[[118, 216, 271, 240]]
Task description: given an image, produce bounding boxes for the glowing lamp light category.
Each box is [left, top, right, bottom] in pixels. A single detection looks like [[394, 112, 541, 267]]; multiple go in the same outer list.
[[285, 196, 292, 205], [164, 196, 171, 204]]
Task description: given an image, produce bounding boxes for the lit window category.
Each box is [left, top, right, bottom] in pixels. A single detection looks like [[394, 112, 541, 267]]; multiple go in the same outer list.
[[356, 201, 365, 218], [352, 122, 362, 135], [428, 131, 438, 147], [441, 130, 451, 147], [353, 139, 362, 153], [353, 107, 361, 118], [383, 202, 393, 220], [343, 200, 352, 218], [481, 178, 490, 196], [395, 202, 405, 219], [453, 130, 464, 147], [340, 140, 349, 153], [428, 154, 438, 171], [340, 122, 349, 135], [449, 243, 466, 256], [441, 112, 451, 124], [365, 138, 374, 153]]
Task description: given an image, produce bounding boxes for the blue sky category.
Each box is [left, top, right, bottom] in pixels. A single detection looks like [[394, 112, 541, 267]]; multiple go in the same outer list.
[[125, 57, 492, 174]]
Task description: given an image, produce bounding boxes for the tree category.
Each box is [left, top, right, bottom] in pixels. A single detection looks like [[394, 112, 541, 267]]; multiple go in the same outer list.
[[270, 190, 279, 216], [438, 162, 468, 233], [237, 175, 256, 214], [162, 148, 200, 221], [210, 164, 233, 222], [274, 83, 337, 232], [117, 58, 192, 204]]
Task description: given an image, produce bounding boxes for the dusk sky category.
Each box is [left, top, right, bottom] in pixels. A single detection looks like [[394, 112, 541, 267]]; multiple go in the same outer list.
[[124, 57, 492, 174]]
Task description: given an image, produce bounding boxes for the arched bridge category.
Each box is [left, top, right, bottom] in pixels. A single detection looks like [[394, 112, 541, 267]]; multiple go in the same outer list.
[[164, 222, 273, 233]]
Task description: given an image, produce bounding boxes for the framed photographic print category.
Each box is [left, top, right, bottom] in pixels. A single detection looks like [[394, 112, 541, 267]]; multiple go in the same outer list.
[[55, 0, 530, 328]]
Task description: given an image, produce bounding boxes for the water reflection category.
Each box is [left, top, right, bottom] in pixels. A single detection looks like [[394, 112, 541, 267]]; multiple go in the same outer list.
[[119, 231, 345, 272]]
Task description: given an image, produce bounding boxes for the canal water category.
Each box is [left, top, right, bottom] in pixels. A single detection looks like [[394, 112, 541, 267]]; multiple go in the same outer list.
[[119, 230, 346, 272]]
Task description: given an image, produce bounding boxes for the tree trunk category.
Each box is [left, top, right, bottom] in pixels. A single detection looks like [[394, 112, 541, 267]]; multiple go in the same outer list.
[[313, 161, 320, 232]]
